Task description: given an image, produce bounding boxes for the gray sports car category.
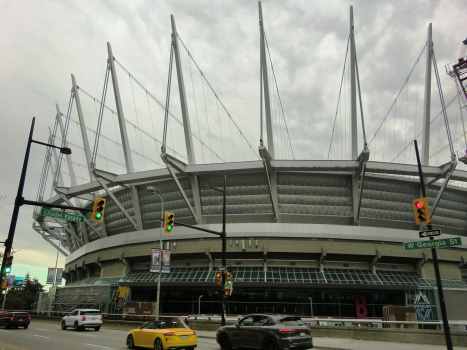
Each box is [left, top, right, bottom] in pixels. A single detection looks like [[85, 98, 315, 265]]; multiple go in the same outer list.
[[216, 314, 313, 350]]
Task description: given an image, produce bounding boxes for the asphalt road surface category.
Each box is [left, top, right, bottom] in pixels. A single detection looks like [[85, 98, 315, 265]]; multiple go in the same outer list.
[[0, 322, 220, 350], [2, 322, 466, 350]]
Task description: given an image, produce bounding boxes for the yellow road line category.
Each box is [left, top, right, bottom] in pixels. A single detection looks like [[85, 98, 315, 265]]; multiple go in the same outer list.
[[0, 342, 27, 350]]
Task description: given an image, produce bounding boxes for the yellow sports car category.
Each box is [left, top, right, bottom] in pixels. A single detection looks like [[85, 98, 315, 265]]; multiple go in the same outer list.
[[126, 321, 197, 350]]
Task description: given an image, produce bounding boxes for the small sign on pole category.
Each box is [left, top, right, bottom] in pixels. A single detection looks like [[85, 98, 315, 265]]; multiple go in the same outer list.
[[419, 229, 441, 238]]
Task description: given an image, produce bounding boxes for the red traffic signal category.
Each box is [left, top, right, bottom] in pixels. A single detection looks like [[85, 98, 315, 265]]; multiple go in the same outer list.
[[216, 272, 222, 286], [413, 197, 431, 225]]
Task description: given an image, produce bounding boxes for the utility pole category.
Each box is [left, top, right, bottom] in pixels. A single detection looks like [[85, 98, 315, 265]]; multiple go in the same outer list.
[[414, 140, 452, 350]]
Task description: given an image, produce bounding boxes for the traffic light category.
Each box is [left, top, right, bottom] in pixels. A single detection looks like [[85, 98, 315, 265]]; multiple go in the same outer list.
[[225, 272, 232, 288], [216, 272, 222, 286], [3, 253, 13, 274], [413, 197, 431, 225], [92, 197, 106, 222], [164, 212, 174, 234], [0, 278, 7, 291]]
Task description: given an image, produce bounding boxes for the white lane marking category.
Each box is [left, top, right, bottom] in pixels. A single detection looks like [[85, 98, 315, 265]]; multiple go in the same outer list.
[[83, 344, 110, 348], [33, 335, 50, 338], [81, 334, 97, 337], [0, 330, 11, 332], [35, 328, 50, 331]]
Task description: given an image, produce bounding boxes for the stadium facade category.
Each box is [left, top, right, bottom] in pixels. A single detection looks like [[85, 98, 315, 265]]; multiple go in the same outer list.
[[33, 5, 467, 322]]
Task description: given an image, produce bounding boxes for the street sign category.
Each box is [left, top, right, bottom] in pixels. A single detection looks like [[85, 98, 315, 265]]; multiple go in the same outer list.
[[419, 229, 441, 238], [404, 237, 462, 251], [40, 208, 84, 222]]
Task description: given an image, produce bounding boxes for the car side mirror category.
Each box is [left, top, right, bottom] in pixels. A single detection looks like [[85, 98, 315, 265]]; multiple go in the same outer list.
[[235, 323, 240, 328], [139, 326, 142, 330]]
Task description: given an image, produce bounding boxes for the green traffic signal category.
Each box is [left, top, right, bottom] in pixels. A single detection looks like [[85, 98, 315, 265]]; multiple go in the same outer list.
[[5, 267, 11, 273], [167, 225, 172, 231], [96, 212, 102, 219]]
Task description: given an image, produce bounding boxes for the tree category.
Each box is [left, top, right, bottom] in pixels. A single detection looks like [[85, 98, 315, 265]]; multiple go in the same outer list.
[[3, 273, 44, 310]]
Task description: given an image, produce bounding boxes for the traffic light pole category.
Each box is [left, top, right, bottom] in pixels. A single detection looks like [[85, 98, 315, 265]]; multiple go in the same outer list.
[[1, 118, 35, 286], [221, 175, 227, 327], [414, 140, 453, 350], [163, 175, 228, 326], [0, 117, 86, 292]]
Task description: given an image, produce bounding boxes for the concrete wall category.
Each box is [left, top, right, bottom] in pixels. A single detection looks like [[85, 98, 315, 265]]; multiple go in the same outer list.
[[419, 261, 463, 280], [186, 320, 467, 346], [100, 260, 127, 278], [443, 289, 467, 320]]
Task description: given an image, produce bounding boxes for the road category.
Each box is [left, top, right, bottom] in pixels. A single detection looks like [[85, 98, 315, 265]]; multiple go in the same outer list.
[[0, 322, 220, 350], [1, 322, 466, 350]]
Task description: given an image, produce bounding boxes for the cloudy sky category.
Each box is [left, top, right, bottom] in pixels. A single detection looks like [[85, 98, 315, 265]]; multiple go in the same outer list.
[[1, 0, 466, 287]]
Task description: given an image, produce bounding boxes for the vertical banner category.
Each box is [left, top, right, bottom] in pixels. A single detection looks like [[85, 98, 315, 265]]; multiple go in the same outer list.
[[46, 268, 55, 284], [150, 248, 160, 273], [161, 250, 171, 274], [56, 268, 63, 285], [8, 275, 15, 289]]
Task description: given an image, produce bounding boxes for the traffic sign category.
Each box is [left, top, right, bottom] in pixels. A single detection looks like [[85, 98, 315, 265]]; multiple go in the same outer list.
[[40, 208, 84, 223], [419, 229, 441, 238], [404, 237, 462, 251]]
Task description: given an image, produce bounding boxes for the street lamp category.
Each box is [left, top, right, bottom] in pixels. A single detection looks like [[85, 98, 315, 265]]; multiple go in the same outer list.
[[309, 296, 313, 318], [200, 175, 227, 326], [198, 295, 203, 316], [147, 186, 164, 321], [1, 117, 73, 289]]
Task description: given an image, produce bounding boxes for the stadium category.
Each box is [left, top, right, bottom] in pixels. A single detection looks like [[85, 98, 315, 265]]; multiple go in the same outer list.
[[32, 6, 467, 323]]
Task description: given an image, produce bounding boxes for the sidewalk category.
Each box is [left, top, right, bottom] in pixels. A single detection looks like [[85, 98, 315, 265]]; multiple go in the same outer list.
[[194, 330, 467, 349]]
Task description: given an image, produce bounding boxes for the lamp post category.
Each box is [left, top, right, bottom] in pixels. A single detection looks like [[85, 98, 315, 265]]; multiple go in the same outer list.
[[1, 117, 72, 288], [198, 295, 203, 316], [201, 175, 227, 326], [48, 240, 60, 316], [147, 186, 164, 321], [309, 297, 313, 318]]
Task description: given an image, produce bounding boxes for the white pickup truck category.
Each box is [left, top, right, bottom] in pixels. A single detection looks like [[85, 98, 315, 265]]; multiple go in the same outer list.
[[61, 309, 103, 331]]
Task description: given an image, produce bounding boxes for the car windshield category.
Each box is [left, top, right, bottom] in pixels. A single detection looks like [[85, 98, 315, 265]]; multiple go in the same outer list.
[[279, 317, 305, 326], [81, 311, 100, 315], [14, 313, 29, 318]]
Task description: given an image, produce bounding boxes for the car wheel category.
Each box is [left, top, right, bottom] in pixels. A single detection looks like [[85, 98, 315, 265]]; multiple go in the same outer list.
[[24, 325, 28, 329], [219, 334, 232, 350], [61, 321, 67, 330], [127, 335, 135, 349], [94, 327, 100, 331], [154, 338, 163, 350], [74, 322, 79, 331], [263, 338, 278, 350]]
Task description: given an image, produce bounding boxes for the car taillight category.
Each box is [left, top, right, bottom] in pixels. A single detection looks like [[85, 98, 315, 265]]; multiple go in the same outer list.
[[164, 332, 176, 336], [279, 329, 294, 333], [192, 331, 196, 335], [82, 316, 86, 321], [29, 317, 31, 320], [10, 316, 14, 321], [101, 316, 103, 320]]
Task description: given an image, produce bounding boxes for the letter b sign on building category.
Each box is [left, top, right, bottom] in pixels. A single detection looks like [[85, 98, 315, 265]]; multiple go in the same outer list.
[[355, 295, 368, 318]]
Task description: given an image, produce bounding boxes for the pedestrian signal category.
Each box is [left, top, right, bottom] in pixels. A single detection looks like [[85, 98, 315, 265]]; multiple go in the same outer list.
[[92, 197, 106, 222], [413, 197, 431, 225], [164, 212, 174, 233]]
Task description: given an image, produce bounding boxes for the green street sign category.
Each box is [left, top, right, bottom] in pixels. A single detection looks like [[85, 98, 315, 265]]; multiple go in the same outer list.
[[40, 209, 84, 223], [404, 237, 462, 251]]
